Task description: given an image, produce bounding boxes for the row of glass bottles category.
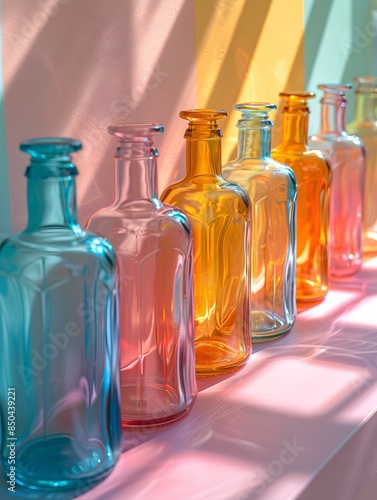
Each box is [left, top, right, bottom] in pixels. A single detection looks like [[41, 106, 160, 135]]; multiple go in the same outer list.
[[0, 76, 375, 492]]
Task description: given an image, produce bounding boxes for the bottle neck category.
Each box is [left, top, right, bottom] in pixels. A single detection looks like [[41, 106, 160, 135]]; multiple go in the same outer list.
[[237, 125, 271, 160], [185, 138, 222, 177], [354, 92, 377, 122], [114, 143, 158, 204], [26, 176, 79, 231], [320, 96, 346, 134], [280, 111, 309, 150]]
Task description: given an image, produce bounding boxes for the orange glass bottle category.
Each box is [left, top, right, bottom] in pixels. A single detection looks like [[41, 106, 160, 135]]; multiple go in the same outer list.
[[161, 110, 251, 376], [272, 92, 331, 302]]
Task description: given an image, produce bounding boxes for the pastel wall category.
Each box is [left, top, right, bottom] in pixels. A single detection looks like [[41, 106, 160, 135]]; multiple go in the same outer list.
[[0, 0, 374, 233], [193, 0, 304, 159], [1, 0, 198, 232], [304, 0, 374, 135]]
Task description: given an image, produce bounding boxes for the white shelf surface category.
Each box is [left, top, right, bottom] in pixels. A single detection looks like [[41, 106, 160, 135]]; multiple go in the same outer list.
[[2, 258, 377, 499]]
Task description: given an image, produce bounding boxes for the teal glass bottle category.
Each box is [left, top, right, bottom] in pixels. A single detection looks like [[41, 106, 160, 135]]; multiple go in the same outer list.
[[222, 103, 297, 342], [0, 139, 121, 491]]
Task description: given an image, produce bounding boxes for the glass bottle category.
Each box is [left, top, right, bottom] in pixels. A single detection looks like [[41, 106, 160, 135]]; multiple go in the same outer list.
[[86, 124, 197, 427], [222, 103, 297, 342], [310, 84, 365, 277], [0, 138, 121, 491], [347, 76, 377, 255], [272, 92, 331, 302], [161, 109, 252, 376]]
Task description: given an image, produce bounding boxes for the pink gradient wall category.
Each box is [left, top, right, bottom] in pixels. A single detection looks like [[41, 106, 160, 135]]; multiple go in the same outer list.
[[2, 0, 198, 230]]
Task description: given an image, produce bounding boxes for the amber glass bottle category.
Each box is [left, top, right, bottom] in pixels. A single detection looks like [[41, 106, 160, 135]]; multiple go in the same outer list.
[[348, 77, 377, 255], [222, 103, 297, 342], [161, 110, 251, 376], [272, 92, 330, 302]]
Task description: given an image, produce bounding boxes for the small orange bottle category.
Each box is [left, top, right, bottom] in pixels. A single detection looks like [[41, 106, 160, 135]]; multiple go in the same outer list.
[[272, 92, 331, 302], [161, 110, 252, 376]]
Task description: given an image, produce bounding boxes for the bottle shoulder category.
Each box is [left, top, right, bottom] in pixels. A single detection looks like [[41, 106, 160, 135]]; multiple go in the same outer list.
[[223, 158, 297, 183], [272, 147, 331, 173], [88, 201, 192, 233], [348, 120, 377, 132], [87, 202, 193, 253], [347, 122, 377, 142], [309, 132, 364, 148], [0, 229, 116, 273], [162, 176, 250, 205]]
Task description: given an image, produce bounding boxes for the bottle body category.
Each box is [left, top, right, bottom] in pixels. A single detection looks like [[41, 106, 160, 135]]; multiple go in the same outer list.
[[272, 93, 330, 302], [87, 124, 197, 426], [161, 110, 251, 375], [222, 103, 297, 342], [0, 139, 121, 491], [347, 77, 377, 255], [87, 205, 196, 426]]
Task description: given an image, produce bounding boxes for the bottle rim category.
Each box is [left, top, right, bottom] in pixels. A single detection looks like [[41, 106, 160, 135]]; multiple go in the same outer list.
[[179, 109, 227, 122], [108, 123, 164, 140], [233, 102, 277, 113], [354, 76, 377, 94], [279, 91, 315, 100], [318, 83, 352, 95], [20, 138, 82, 157]]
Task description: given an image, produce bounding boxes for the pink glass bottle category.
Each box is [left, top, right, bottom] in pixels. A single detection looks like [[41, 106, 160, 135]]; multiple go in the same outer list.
[[86, 124, 197, 427], [309, 84, 365, 277]]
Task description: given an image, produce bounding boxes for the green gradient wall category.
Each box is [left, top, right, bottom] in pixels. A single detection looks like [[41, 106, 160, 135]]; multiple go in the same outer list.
[[305, 0, 375, 135]]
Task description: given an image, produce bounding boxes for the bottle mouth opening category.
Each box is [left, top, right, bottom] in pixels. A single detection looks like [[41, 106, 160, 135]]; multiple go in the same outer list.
[[355, 76, 377, 94], [180, 109, 227, 123], [233, 102, 276, 121], [180, 110, 226, 138], [20, 138, 80, 179], [20, 138, 82, 158], [318, 83, 352, 96], [179, 109, 228, 129], [355, 76, 377, 84], [279, 92, 314, 113], [279, 91, 315, 100], [233, 102, 276, 112], [108, 123, 164, 141]]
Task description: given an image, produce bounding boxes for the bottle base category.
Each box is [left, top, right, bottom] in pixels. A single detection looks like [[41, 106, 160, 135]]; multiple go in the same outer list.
[[195, 340, 250, 377], [330, 264, 362, 278], [363, 234, 377, 256], [250, 310, 295, 343], [329, 253, 362, 277], [14, 434, 115, 491], [120, 382, 196, 427], [296, 280, 328, 302]]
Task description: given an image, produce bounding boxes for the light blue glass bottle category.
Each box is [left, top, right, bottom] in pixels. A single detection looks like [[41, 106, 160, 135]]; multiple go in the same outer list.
[[222, 103, 297, 342], [0, 139, 121, 491]]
